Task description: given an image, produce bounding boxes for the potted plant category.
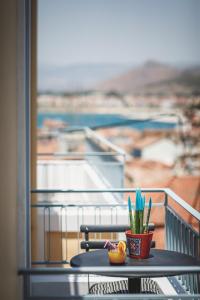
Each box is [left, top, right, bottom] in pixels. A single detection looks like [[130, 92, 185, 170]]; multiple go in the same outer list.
[[126, 189, 153, 259]]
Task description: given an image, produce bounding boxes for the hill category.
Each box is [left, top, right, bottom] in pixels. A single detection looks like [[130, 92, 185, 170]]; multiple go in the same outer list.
[[97, 61, 200, 96]]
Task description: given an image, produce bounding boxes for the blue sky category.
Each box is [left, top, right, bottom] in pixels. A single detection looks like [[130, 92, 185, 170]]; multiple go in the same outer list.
[[38, 0, 200, 66]]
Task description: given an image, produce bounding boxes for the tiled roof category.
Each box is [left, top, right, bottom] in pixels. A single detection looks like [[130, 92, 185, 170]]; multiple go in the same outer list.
[[125, 159, 173, 187], [37, 138, 59, 156]]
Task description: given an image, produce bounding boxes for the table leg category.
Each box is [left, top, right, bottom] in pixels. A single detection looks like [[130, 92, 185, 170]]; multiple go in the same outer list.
[[128, 278, 141, 293]]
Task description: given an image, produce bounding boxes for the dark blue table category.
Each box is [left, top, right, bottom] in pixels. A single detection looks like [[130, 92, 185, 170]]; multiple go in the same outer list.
[[70, 248, 200, 293]]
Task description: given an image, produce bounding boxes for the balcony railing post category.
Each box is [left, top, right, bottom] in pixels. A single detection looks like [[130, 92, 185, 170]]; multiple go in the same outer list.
[[23, 274, 30, 300], [164, 192, 168, 250]]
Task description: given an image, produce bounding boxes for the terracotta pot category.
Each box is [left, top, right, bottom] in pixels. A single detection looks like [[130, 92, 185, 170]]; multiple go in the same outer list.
[[125, 230, 153, 259]]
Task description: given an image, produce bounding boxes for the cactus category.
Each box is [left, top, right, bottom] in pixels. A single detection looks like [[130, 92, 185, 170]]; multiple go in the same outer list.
[[128, 190, 152, 234]]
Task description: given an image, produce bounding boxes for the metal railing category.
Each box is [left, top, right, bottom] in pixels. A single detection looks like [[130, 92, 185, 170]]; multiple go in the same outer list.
[[163, 188, 200, 295], [19, 267, 200, 300], [31, 203, 132, 265], [31, 201, 163, 265], [29, 188, 200, 298], [165, 206, 200, 294]]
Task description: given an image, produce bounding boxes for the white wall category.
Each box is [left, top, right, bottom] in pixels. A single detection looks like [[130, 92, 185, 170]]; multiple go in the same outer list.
[[142, 138, 182, 166]]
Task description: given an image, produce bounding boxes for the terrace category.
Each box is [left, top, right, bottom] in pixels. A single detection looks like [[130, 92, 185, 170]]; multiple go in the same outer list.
[[19, 129, 200, 299]]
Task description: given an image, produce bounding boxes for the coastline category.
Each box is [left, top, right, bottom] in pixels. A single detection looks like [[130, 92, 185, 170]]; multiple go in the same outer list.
[[37, 112, 177, 129]]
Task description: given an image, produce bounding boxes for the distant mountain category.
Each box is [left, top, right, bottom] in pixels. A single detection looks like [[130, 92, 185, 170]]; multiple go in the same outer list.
[[97, 60, 200, 96], [38, 61, 200, 96], [38, 63, 132, 92]]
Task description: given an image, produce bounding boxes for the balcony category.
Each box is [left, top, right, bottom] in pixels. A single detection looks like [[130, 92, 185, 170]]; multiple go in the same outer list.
[[19, 128, 200, 299], [20, 188, 200, 299]]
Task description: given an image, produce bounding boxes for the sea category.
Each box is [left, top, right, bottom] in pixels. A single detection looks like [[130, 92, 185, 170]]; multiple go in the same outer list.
[[38, 113, 176, 130]]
